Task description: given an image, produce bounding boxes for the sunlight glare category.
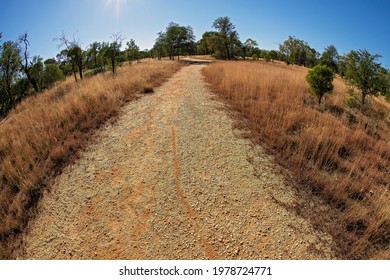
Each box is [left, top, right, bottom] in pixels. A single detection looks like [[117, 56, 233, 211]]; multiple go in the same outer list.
[[104, 0, 130, 18]]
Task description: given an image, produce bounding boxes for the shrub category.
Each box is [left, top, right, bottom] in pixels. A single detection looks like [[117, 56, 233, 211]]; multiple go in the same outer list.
[[345, 90, 357, 108], [306, 65, 334, 104]]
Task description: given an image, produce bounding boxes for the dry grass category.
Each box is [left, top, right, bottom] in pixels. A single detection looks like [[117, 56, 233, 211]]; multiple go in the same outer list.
[[0, 60, 182, 259], [184, 55, 216, 61], [203, 61, 390, 259]]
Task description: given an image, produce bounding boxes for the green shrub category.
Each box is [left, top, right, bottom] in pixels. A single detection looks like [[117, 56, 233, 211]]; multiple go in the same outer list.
[[345, 90, 357, 108], [306, 65, 334, 104]]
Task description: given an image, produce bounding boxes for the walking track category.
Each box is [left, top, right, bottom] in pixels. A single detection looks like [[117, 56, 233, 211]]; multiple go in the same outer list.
[[17, 64, 336, 259]]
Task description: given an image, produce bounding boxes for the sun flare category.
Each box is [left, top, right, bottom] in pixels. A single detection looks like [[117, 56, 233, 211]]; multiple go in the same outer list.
[[104, 0, 129, 17]]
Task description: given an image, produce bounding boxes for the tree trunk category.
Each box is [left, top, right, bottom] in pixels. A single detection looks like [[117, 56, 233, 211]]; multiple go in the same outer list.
[[71, 63, 78, 82], [111, 57, 115, 74], [26, 72, 40, 93], [78, 60, 83, 80], [20, 62, 40, 93], [362, 89, 367, 105], [0, 101, 4, 115], [169, 46, 174, 60], [7, 88, 14, 109], [225, 44, 230, 60]]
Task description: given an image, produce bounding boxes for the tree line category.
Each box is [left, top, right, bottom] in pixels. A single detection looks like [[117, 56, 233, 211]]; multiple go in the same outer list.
[[1, 16, 390, 116], [0, 31, 146, 116], [152, 17, 390, 105]]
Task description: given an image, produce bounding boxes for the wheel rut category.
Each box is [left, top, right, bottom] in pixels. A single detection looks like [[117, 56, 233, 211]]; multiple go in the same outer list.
[[172, 126, 217, 259]]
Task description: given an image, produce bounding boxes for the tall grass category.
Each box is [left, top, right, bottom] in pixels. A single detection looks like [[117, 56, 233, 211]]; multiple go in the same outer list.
[[0, 60, 182, 259], [203, 61, 390, 259]]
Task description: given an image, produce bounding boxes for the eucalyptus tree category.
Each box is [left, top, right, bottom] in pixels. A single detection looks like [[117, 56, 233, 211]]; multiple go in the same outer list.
[[126, 39, 140, 62], [212, 16, 237, 59], [153, 31, 167, 60], [106, 32, 125, 74], [0, 41, 20, 112], [86, 41, 101, 70], [243, 38, 258, 59], [56, 32, 84, 81], [345, 49, 387, 105], [279, 35, 318, 67], [320, 45, 339, 73], [18, 33, 40, 92], [154, 23, 195, 60]]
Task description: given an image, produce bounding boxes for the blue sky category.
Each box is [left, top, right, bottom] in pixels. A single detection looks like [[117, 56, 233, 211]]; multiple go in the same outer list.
[[1, 0, 390, 68]]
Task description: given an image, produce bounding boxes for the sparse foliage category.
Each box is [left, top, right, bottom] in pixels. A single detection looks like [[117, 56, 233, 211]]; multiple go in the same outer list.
[[279, 35, 318, 67], [320, 45, 339, 73], [18, 33, 41, 93], [106, 32, 125, 74], [243, 38, 258, 59], [268, 50, 279, 62], [345, 49, 385, 105], [86, 41, 101, 70], [0, 40, 20, 113], [212, 17, 241, 59], [56, 32, 84, 81], [126, 39, 140, 62], [153, 32, 166, 60], [42, 62, 65, 88], [154, 23, 195, 60]]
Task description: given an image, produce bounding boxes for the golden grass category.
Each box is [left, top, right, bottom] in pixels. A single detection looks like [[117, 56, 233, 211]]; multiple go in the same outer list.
[[0, 60, 182, 259], [203, 61, 390, 259]]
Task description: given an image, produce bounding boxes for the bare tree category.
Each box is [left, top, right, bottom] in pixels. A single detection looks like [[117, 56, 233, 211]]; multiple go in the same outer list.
[[18, 33, 40, 92], [106, 32, 125, 74], [55, 31, 84, 81]]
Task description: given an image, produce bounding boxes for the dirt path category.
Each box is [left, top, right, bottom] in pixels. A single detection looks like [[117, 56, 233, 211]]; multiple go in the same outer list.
[[17, 64, 336, 259]]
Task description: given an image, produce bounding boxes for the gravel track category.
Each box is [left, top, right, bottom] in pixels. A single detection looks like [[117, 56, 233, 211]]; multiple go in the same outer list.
[[17, 64, 336, 259]]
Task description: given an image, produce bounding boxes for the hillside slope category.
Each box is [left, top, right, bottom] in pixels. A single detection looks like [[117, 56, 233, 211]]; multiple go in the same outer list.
[[203, 61, 390, 259], [0, 61, 181, 259]]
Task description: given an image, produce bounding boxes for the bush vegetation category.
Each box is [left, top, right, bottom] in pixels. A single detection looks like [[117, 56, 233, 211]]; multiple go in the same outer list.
[[306, 65, 334, 104]]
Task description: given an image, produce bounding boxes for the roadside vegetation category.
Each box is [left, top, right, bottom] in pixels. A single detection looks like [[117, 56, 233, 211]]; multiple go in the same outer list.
[[203, 61, 390, 259], [0, 60, 181, 259], [1, 17, 389, 117]]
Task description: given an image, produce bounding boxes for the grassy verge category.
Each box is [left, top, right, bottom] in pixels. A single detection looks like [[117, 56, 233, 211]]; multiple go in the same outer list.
[[0, 60, 182, 259], [203, 61, 390, 259]]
